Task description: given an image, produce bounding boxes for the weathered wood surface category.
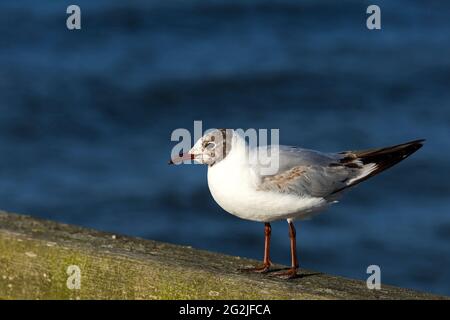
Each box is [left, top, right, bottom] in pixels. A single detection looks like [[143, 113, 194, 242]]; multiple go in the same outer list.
[[0, 210, 445, 300]]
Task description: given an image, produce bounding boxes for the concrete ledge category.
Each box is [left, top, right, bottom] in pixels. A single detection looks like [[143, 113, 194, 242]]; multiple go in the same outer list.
[[0, 210, 445, 299]]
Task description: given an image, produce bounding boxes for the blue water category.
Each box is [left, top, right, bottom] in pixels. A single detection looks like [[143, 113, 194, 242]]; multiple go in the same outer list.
[[0, 0, 449, 296]]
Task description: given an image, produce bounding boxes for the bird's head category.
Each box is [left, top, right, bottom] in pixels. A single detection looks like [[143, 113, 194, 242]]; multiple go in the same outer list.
[[169, 128, 234, 166]]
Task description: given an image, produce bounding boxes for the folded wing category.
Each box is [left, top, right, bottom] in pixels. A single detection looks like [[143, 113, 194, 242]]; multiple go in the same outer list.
[[256, 139, 424, 198]]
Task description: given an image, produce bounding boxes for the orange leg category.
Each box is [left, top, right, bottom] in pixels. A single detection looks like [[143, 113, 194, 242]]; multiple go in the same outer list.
[[272, 221, 299, 279], [239, 223, 272, 273]]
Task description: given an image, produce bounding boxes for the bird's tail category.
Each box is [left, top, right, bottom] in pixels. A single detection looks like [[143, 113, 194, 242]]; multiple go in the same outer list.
[[334, 139, 425, 193]]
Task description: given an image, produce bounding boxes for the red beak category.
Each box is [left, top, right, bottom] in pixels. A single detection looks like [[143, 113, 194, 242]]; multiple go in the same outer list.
[[168, 153, 195, 165]]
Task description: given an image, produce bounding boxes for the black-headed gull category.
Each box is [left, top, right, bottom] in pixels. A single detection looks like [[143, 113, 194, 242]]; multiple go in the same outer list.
[[170, 129, 424, 278]]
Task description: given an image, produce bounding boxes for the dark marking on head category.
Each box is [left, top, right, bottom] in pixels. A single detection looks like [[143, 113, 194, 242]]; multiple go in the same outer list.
[[200, 129, 233, 166]]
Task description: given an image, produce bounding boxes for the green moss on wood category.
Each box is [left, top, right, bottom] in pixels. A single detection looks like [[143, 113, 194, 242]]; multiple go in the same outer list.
[[0, 210, 446, 300]]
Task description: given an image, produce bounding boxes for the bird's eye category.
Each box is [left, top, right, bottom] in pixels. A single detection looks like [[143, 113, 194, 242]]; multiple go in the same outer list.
[[205, 142, 215, 150]]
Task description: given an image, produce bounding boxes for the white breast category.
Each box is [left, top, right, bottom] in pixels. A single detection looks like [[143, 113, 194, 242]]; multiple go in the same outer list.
[[207, 143, 327, 222]]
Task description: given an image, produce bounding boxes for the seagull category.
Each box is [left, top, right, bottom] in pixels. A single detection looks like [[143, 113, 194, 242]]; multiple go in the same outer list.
[[169, 129, 424, 278]]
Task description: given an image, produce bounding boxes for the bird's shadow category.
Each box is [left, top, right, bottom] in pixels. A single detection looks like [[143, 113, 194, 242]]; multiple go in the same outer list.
[[237, 265, 321, 280], [267, 267, 321, 280]]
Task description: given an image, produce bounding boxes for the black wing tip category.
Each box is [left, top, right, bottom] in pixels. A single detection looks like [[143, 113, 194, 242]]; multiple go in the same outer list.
[[410, 138, 426, 145], [405, 138, 426, 152], [387, 139, 425, 154]]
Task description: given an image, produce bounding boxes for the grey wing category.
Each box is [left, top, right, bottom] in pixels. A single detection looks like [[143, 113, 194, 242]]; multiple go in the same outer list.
[[255, 145, 361, 198]]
